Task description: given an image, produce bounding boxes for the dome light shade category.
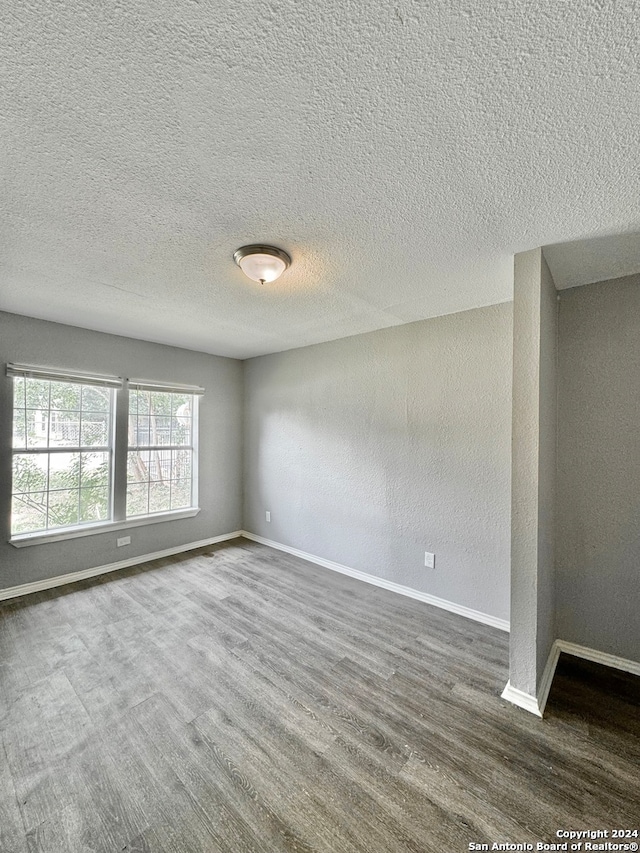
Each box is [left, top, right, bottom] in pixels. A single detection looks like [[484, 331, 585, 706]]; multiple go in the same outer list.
[[234, 244, 291, 284]]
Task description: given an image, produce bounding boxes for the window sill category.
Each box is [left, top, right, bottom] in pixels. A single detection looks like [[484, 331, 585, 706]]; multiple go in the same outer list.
[[9, 508, 201, 548]]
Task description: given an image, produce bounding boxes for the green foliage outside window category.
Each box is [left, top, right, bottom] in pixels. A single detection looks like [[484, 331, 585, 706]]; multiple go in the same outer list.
[[12, 454, 110, 534], [11, 377, 112, 535], [11, 374, 197, 536]]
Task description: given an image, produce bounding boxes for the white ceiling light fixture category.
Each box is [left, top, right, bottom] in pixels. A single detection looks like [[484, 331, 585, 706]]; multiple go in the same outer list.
[[234, 244, 291, 285]]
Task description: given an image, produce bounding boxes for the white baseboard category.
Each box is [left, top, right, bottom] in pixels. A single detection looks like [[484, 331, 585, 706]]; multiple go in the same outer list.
[[240, 531, 510, 632], [0, 531, 244, 601], [502, 639, 640, 718], [554, 639, 640, 678], [501, 681, 543, 717], [536, 642, 562, 716]]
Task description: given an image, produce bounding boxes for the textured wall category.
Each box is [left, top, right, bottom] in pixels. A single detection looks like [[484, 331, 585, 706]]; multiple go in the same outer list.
[[510, 249, 557, 697], [0, 312, 243, 591], [536, 256, 558, 680], [557, 276, 640, 662], [243, 304, 512, 621]]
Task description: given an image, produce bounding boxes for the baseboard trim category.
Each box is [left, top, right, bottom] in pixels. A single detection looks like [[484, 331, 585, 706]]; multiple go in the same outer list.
[[501, 681, 543, 717], [502, 639, 640, 718], [536, 642, 562, 716], [240, 531, 510, 632], [0, 531, 244, 601], [554, 639, 640, 678]]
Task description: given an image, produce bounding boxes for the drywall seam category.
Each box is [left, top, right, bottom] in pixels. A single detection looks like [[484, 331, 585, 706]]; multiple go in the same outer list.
[[240, 531, 510, 632], [0, 531, 243, 600]]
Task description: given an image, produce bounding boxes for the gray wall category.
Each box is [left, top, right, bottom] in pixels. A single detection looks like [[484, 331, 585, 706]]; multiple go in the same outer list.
[[536, 256, 558, 680], [243, 303, 513, 621], [510, 249, 557, 696], [0, 311, 243, 591], [557, 275, 640, 662]]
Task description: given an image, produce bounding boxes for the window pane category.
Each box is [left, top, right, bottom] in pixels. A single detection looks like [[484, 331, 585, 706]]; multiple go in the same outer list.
[[171, 479, 191, 510], [148, 450, 171, 482], [79, 487, 109, 523], [128, 450, 149, 484], [48, 411, 81, 447], [47, 489, 80, 528], [135, 416, 151, 447], [172, 450, 192, 481], [13, 410, 27, 449], [136, 391, 150, 415], [12, 454, 48, 494], [172, 393, 190, 409], [127, 482, 149, 517], [80, 452, 110, 489], [81, 414, 109, 446], [12, 493, 47, 534], [155, 416, 172, 445], [26, 409, 50, 448], [81, 385, 110, 413], [50, 382, 80, 412], [150, 391, 171, 417], [13, 377, 26, 410], [174, 396, 192, 445], [49, 453, 81, 491], [25, 379, 49, 409], [164, 449, 175, 479], [149, 481, 171, 514], [173, 417, 191, 446]]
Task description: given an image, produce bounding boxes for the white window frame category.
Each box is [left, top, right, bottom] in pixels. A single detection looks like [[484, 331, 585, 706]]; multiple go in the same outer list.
[[7, 365, 203, 548]]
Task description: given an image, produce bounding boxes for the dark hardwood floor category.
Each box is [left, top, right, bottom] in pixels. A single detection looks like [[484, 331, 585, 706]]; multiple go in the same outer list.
[[1, 538, 638, 852]]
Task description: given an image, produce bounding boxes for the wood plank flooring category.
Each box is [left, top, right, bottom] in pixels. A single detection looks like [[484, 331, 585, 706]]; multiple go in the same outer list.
[[1, 538, 639, 852]]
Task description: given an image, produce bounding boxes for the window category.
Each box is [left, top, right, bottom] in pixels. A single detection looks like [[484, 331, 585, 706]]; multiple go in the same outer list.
[[127, 383, 199, 518], [9, 364, 119, 537], [8, 364, 203, 545]]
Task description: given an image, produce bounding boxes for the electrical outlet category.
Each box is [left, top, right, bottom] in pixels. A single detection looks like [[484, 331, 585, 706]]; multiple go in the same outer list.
[[117, 536, 131, 547], [424, 551, 435, 569], [265, 511, 271, 522]]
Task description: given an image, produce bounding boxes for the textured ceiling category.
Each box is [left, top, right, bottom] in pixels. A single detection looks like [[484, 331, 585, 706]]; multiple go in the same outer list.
[[2, 0, 640, 359]]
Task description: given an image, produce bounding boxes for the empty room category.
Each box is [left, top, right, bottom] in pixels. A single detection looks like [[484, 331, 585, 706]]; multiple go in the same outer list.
[[1, 1, 639, 851]]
